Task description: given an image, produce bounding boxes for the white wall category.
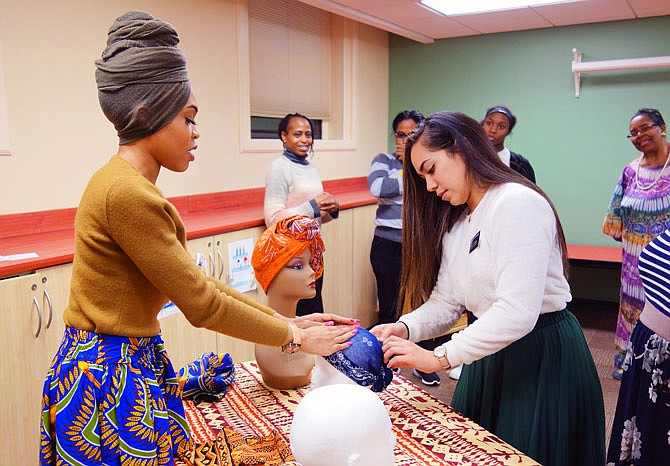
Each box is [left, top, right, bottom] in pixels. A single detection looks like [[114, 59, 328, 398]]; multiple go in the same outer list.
[[0, 0, 388, 214]]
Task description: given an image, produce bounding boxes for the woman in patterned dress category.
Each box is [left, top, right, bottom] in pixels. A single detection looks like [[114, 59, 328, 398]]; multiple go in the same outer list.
[[603, 108, 670, 379], [606, 227, 670, 465]]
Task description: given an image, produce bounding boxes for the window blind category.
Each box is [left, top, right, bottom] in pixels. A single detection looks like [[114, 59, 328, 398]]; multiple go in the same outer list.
[[249, 0, 332, 119]]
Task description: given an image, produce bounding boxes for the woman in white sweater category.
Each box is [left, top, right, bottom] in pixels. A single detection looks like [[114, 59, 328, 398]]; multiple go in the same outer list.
[[371, 111, 605, 466]]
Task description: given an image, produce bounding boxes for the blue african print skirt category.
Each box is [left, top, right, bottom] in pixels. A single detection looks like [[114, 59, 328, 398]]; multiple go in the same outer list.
[[40, 327, 192, 465], [606, 321, 670, 465]]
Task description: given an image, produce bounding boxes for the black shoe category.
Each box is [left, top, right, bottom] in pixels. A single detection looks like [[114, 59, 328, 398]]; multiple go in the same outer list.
[[413, 368, 440, 386]]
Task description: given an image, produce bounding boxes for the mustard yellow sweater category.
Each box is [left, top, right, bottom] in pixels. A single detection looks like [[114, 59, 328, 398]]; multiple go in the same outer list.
[[64, 156, 289, 346]]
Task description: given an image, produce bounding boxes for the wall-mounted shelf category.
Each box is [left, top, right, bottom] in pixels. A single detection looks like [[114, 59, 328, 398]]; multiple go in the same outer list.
[[571, 48, 670, 98]]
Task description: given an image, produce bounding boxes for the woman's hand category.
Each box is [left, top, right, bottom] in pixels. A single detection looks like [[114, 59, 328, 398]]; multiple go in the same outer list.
[[300, 324, 357, 356], [292, 313, 359, 329], [370, 322, 408, 342], [381, 335, 441, 373], [315, 192, 339, 213]]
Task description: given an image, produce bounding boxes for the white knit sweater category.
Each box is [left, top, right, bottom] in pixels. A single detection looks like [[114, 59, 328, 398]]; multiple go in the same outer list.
[[399, 183, 571, 367], [263, 155, 330, 227]]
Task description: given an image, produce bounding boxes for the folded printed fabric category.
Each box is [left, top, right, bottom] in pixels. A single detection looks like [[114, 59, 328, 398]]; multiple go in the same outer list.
[[324, 327, 393, 392], [179, 352, 235, 402], [227, 428, 294, 466], [186, 428, 294, 466]]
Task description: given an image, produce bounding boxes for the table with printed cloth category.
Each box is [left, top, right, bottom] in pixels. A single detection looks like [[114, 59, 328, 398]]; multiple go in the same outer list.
[[181, 360, 540, 466]]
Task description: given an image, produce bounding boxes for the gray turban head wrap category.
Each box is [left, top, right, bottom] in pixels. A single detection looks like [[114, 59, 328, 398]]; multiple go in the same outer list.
[[95, 11, 191, 144]]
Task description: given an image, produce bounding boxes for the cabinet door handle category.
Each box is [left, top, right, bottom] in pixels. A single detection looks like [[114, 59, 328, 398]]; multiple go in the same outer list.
[[217, 250, 225, 280], [208, 252, 215, 277], [32, 295, 43, 338], [43, 288, 53, 330]]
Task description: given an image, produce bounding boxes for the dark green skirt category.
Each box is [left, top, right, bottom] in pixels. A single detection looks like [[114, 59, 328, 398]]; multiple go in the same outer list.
[[451, 309, 605, 466]]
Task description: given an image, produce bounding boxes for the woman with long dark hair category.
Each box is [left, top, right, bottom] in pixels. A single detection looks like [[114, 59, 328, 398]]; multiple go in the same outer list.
[[372, 111, 605, 466]]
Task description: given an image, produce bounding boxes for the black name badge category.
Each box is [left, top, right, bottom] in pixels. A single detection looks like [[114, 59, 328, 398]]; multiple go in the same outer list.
[[469, 231, 480, 254]]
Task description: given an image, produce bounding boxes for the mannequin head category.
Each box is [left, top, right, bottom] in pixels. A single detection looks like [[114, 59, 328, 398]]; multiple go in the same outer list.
[[252, 215, 325, 296], [311, 327, 393, 392], [290, 384, 395, 466]]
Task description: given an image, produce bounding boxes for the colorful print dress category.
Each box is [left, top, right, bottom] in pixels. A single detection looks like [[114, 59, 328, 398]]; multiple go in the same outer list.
[[603, 159, 670, 355]]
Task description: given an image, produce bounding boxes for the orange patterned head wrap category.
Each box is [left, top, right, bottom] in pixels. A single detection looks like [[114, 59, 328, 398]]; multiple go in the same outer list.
[[252, 215, 325, 293]]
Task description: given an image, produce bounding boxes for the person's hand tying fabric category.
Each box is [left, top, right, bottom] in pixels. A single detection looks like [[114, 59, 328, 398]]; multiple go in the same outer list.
[[311, 327, 393, 392]]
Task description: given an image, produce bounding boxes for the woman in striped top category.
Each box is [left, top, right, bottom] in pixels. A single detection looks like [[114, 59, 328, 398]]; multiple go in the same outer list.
[[607, 227, 670, 465], [603, 108, 670, 380]]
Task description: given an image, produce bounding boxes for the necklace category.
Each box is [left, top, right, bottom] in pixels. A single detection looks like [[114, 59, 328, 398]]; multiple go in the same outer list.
[[635, 149, 670, 191]]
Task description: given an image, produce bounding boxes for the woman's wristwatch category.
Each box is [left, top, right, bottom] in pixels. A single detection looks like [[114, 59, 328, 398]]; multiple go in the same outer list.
[[433, 346, 451, 371], [281, 323, 302, 354]]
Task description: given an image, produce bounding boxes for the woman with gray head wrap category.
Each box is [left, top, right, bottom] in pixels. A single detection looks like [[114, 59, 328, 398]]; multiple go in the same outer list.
[[39, 10, 356, 465], [95, 10, 191, 144]]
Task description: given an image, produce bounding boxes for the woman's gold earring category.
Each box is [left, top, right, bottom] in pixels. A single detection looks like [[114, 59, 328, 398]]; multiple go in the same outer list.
[[663, 131, 667, 137]]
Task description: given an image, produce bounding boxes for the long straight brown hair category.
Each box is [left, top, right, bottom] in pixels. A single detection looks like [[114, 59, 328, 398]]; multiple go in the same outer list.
[[399, 111, 569, 311]]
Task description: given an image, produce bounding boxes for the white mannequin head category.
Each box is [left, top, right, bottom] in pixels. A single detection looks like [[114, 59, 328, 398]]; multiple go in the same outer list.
[[290, 384, 395, 466], [310, 355, 355, 389]]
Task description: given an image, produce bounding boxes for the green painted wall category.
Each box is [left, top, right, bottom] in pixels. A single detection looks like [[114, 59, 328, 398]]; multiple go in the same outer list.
[[389, 16, 670, 247]]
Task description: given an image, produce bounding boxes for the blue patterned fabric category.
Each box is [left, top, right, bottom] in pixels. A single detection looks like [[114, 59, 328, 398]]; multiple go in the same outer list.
[[179, 352, 235, 402], [40, 327, 191, 465], [324, 328, 393, 392]]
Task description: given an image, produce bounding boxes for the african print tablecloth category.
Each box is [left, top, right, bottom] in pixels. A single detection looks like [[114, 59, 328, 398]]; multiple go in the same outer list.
[[182, 361, 541, 466]]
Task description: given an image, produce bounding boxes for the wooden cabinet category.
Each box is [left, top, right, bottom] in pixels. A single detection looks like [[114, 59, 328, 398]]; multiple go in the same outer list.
[[321, 209, 353, 316], [0, 264, 72, 466], [321, 205, 378, 328], [351, 205, 378, 328]]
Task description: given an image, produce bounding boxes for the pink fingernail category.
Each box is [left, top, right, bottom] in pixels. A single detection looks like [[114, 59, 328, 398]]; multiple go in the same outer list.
[[324, 321, 334, 326]]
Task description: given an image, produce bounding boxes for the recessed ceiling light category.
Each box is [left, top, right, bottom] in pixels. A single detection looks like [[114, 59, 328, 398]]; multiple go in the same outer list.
[[421, 0, 581, 16]]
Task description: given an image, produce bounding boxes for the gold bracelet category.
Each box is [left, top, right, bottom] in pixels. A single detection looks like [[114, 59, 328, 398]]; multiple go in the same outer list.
[[282, 323, 302, 354]]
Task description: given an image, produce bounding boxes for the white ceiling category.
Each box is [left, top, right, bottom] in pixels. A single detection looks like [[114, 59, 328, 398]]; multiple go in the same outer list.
[[298, 0, 670, 43]]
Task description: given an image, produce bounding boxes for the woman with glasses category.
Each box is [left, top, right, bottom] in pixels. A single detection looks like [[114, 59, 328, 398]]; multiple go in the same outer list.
[[368, 110, 424, 325], [368, 110, 442, 386], [372, 111, 605, 466], [603, 108, 670, 380]]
